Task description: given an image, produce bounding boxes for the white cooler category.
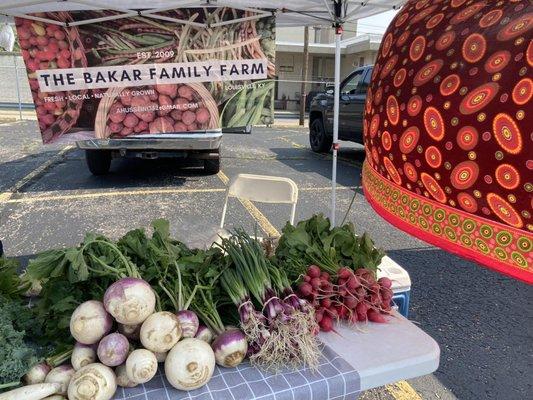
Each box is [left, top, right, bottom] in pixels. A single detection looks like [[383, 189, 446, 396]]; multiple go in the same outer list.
[[377, 256, 411, 317]]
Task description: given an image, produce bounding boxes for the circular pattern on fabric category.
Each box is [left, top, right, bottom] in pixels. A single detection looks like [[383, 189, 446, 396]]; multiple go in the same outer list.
[[407, 95, 423, 116], [527, 40, 533, 67], [497, 12, 533, 41], [456, 126, 479, 150], [404, 162, 418, 182], [517, 237, 532, 252], [486, 192, 523, 228], [479, 9, 503, 28], [386, 95, 400, 125], [399, 126, 420, 153], [426, 13, 445, 29], [462, 33, 487, 63], [421, 172, 447, 203], [484, 50, 511, 73], [496, 231, 513, 247], [440, 74, 461, 96], [457, 192, 478, 212], [512, 252, 527, 268], [395, 12, 410, 27], [436, 30, 456, 51], [394, 68, 407, 87], [410, 36, 426, 62], [414, 59, 444, 86], [412, 5, 438, 24], [425, 146, 442, 168], [370, 114, 380, 138], [382, 33, 393, 57], [423, 107, 445, 141], [495, 164, 520, 189], [382, 131, 392, 151], [512, 78, 532, 105], [397, 30, 410, 47], [459, 82, 499, 115], [451, 161, 480, 189], [383, 157, 402, 185], [450, 1, 487, 25], [492, 113, 523, 154], [380, 54, 399, 80], [374, 86, 383, 105]]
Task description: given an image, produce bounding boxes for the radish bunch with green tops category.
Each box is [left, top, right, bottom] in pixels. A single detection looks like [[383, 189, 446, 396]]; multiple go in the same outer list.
[[297, 265, 393, 332]]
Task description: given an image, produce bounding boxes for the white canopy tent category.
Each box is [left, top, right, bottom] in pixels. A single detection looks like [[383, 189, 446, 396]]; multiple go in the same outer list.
[[0, 0, 404, 225]]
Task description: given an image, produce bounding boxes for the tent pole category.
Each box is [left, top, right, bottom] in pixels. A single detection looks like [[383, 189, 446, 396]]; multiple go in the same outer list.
[[330, 24, 342, 226]]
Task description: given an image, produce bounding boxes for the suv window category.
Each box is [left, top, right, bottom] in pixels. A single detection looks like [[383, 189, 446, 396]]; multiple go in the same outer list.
[[356, 68, 373, 95], [342, 70, 364, 95]]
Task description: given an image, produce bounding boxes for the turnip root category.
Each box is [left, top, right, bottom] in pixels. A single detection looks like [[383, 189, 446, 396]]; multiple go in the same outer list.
[[211, 329, 247, 368], [125, 349, 157, 384], [67, 363, 116, 400], [44, 365, 75, 396], [165, 338, 215, 391], [97, 333, 130, 367], [117, 323, 141, 341], [140, 311, 181, 353], [70, 300, 113, 345], [195, 325, 214, 343], [103, 278, 156, 325], [175, 310, 198, 338], [71, 343, 97, 371], [43, 396, 66, 400], [23, 363, 51, 385], [0, 383, 60, 400], [115, 365, 137, 388]]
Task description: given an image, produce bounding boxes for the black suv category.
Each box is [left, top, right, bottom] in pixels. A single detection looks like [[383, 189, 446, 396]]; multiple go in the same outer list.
[[308, 65, 373, 152]]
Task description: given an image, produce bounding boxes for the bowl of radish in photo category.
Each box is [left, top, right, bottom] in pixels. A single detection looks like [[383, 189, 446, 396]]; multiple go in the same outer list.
[[95, 83, 220, 138]]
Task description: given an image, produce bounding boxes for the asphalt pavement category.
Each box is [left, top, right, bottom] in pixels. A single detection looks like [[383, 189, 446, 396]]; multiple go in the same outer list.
[[0, 119, 531, 400]]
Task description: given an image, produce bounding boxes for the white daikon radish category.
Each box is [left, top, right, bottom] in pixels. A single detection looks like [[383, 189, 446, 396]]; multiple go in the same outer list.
[[0, 383, 60, 400]]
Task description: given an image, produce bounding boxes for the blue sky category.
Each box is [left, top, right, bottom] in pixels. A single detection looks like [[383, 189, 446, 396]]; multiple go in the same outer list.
[[356, 10, 398, 35]]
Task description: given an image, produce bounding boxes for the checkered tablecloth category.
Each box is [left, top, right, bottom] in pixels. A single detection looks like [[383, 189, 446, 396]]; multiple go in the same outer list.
[[113, 345, 360, 400]]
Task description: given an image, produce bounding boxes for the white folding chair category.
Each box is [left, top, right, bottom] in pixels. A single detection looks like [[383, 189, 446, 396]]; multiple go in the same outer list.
[[207, 173, 298, 248]]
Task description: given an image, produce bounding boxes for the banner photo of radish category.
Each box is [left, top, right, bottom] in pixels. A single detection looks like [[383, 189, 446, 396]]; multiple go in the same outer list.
[[14, 8, 276, 144]]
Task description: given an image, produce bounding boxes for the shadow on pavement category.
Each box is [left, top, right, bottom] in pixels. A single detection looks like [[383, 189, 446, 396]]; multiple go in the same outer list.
[[387, 247, 532, 400]]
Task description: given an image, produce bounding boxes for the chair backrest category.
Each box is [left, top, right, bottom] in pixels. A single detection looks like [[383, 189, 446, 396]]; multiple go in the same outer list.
[[220, 174, 298, 229]]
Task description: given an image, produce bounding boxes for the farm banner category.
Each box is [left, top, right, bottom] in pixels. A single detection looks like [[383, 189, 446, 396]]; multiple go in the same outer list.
[[15, 9, 276, 144]]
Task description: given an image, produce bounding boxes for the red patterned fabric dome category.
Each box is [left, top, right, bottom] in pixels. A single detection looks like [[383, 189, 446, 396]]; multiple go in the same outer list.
[[362, 0, 532, 283]]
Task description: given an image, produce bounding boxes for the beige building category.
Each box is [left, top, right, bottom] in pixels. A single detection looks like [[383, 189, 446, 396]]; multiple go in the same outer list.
[[275, 26, 382, 110]]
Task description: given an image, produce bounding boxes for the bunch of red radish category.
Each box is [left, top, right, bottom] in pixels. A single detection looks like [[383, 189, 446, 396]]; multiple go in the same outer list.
[[297, 265, 394, 332], [107, 84, 211, 137], [16, 18, 83, 132]]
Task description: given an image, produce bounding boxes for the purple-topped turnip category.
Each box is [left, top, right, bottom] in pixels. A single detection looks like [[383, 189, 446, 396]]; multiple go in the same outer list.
[[67, 363, 116, 400], [125, 349, 157, 384], [165, 338, 215, 391], [72, 343, 97, 371], [23, 363, 51, 385], [211, 329, 248, 368], [195, 325, 214, 343], [44, 365, 75, 396], [97, 333, 130, 367], [117, 323, 141, 341], [140, 311, 182, 353], [69, 300, 113, 345], [103, 278, 156, 325], [175, 310, 198, 338]]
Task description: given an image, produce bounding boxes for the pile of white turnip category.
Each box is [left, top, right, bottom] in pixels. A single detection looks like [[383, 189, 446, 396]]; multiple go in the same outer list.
[[0, 277, 247, 400]]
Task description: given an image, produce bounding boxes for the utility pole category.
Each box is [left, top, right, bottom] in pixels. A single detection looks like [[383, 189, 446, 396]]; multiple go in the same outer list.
[[299, 26, 309, 126]]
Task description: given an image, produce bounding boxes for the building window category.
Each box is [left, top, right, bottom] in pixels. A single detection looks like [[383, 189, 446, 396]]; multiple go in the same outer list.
[[313, 27, 321, 43], [359, 56, 365, 67]]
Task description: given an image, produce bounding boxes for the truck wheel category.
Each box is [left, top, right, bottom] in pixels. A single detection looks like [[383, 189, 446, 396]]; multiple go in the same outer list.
[[309, 118, 333, 153], [204, 156, 221, 175], [85, 150, 111, 175]]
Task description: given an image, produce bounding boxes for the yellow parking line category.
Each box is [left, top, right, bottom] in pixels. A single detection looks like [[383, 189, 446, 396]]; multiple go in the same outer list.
[[2, 187, 226, 204], [217, 171, 280, 237], [386, 381, 423, 400], [0, 145, 74, 202]]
